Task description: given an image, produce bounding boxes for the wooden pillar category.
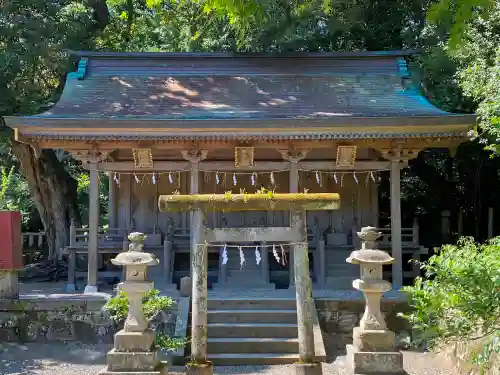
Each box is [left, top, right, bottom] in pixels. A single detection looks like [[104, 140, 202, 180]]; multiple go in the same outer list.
[[390, 158, 403, 289], [163, 240, 173, 284], [85, 164, 100, 293], [289, 161, 299, 288], [191, 210, 208, 364], [292, 210, 316, 363], [317, 239, 326, 286], [107, 172, 116, 229], [218, 246, 227, 284], [180, 149, 211, 372], [260, 241, 269, 283], [65, 251, 76, 292], [189, 162, 200, 277], [280, 149, 309, 289], [69, 219, 77, 247]]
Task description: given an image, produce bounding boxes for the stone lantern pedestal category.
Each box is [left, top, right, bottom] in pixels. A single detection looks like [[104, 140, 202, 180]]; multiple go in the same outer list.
[[99, 232, 167, 375], [346, 227, 404, 374]]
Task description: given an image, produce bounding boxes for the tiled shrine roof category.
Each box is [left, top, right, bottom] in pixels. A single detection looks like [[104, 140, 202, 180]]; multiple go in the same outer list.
[[6, 51, 475, 140]]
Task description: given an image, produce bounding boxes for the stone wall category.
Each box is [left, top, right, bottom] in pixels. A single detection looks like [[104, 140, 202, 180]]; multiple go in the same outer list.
[[0, 295, 177, 344], [438, 336, 499, 375], [315, 299, 411, 354]]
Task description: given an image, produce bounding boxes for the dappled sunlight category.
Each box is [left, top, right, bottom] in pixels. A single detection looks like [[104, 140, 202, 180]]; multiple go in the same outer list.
[[45, 73, 445, 119], [111, 77, 133, 88]]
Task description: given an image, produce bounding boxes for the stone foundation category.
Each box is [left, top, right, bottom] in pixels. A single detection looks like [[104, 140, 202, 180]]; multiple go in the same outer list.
[[0, 295, 177, 344], [347, 345, 404, 374], [315, 299, 411, 353]]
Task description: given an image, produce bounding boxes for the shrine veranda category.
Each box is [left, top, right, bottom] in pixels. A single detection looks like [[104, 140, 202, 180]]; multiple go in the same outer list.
[[5, 51, 475, 295]]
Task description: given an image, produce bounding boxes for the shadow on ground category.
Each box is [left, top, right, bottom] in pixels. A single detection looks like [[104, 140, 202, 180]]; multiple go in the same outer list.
[[0, 342, 110, 375]]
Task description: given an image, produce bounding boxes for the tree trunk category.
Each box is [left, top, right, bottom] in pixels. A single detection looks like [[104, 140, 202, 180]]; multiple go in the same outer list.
[[11, 142, 81, 261]]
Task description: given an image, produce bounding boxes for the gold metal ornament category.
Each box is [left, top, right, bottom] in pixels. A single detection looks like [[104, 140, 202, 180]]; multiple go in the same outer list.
[[235, 147, 254, 168], [132, 148, 154, 168], [336, 145, 357, 168]]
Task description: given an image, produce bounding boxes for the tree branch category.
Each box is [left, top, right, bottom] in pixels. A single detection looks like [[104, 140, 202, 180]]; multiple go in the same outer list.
[[87, 0, 110, 31]]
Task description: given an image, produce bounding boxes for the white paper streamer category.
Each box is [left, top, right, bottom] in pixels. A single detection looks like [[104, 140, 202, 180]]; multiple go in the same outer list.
[[221, 244, 228, 265], [333, 172, 338, 184], [270, 172, 275, 185], [353, 171, 358, 184], [255, 246, 261, 265], [315, 171, 320, 184], [152, 172, 156, 184], [216, 171, 220, 185], [233, 173, 237, 186], [272, 244, 280, 263], [113, 173, 119, 185], [370, 171, 376, 183], [134, 173, 140, 184], [251, 173, 256, 186], [239, 246, 245, 268], [168, 172, 173, 184]]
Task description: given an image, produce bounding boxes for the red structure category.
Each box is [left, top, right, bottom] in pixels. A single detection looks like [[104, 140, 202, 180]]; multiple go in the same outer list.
[[0, 211, 23, 270]]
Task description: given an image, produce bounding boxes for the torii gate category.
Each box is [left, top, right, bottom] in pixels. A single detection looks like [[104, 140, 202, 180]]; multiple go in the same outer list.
[[158, 192, 340, 375]]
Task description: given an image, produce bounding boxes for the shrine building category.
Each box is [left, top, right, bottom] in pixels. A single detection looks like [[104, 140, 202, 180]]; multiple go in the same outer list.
[[5, 51, 475, 294]]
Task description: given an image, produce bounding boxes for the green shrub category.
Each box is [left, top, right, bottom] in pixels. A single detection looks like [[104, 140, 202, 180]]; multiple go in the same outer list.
[[402, 237, 500, 373], [104, 289, 187, 351]]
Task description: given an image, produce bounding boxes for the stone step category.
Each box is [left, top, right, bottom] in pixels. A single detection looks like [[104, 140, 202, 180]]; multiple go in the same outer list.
[[208, 309, 297, 324], [207, 298, 297, 310], [208, 353, 299, 365], [208, 323, 297, 338], [227, 269, 263, 278], [207, 337, 298, 354], [211, 285, 276, 291]]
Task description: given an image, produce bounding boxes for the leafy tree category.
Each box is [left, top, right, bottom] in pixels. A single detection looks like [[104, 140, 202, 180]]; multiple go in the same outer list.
[[402, 237, 500, 373], [0, 0, 109, 258]]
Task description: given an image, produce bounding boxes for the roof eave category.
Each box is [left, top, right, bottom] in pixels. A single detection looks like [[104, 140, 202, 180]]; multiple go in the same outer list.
[[67, 50, 420, 59], [5, 115, 475, 142]]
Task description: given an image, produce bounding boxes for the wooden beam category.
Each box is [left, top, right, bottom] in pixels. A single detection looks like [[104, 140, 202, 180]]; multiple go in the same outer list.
[[96, 160, 392, 172], [205, 227, 303, 243]]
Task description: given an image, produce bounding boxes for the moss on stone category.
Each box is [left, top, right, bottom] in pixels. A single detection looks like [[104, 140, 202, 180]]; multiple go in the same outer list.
[[159, 193, 340, 212]]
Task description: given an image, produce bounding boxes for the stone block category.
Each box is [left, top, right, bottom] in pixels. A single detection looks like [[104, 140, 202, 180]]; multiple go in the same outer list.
[[353, 327, 396, 352], [106, 348, 160, 372], [347, 344, 404, 374], [185, 361, 213, 375], [0, 270, 19, 299], [295, 362, 323, 375], [99, 362, 168, 375], [180, 277, 191, 297], [114, 329, 156, 352]]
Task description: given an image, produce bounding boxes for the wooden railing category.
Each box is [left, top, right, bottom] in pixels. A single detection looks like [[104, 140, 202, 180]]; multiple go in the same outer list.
[[22, 232, 47, 250], [375, 219, 420, 247], [21, 232, 48, 264], [69, 225, 130, 248]]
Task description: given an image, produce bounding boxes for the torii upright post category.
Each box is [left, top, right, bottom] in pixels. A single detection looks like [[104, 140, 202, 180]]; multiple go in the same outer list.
[[159, 192, 340, 375]]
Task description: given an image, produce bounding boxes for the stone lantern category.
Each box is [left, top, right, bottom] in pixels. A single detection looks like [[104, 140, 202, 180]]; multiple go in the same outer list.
[[345, 226, 404, 374], [100, 232, 166, 375]]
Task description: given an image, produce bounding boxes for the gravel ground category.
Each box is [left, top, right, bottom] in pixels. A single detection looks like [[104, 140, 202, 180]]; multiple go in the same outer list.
[[0, 342, 456, 375]]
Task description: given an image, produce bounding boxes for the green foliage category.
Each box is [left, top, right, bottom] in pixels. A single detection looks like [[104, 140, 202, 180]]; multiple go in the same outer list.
[[0, 166, 14, 210], [402, 237, 500, 372], [104, 289, 184, 350], [427, 0, 495, 48]]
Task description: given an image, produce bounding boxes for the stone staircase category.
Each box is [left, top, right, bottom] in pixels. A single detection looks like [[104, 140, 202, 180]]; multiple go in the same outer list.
[[206, 297, 326, 365], [212, 247, 275, 290], [324, 247, 358, 289]]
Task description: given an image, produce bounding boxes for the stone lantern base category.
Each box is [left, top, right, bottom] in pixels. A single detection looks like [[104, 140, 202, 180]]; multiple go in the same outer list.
[[347, 343, 404, 374], [99, 329, 168, 375]]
